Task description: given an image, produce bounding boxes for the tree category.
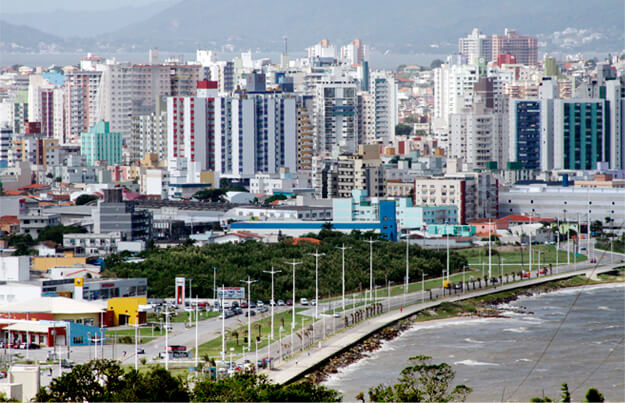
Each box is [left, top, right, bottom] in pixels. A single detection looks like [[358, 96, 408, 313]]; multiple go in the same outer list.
[[194, 188, 226, 202], [368, 355, 471, 402], [38, 225, 86, 245], [395, 123, 412, 136], [192, 373, 340, 402], [560, 383, 571, 402], [584, 388, 604, 402], [6, 233, 36, 256], [430, 59, 444, 69], [264, 194, 288, 205], [75, 194, 98, 205], [530, 397, 553, 402], [36, 359, 189, 402]]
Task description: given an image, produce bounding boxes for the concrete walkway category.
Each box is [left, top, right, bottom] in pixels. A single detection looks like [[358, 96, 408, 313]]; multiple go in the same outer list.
[[266, 262, 622, 384]]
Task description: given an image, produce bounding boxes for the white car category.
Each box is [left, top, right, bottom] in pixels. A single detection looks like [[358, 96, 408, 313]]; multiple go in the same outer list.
[[256, 301, 264, 307], [300, 298, 309, 306], [310, 299, 317, 306]]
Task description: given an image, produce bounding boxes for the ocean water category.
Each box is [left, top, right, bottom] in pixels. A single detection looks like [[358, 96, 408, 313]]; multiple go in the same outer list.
[[323, 283, 625, 402]]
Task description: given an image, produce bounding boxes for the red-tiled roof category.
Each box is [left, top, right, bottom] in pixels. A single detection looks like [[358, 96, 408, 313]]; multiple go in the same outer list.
[[0, 216, 19, 225], [289, 237, 321, 245], [497, 215, 554, 223], [20, 184, 48, 190], [229, 231, 264, 239], [4, 190, 24, 196]]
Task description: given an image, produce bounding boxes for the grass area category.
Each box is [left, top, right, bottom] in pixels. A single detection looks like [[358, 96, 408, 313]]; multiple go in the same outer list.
[[458, 244, 585, 271], [106, 326, 166, 344], [146, 311, 219, 324], [193, 308, 313, 358], [595, 238, 625, 254]]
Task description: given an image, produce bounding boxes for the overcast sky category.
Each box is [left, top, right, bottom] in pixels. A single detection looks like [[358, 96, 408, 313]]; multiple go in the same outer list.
[[0, 0, 174, 13]]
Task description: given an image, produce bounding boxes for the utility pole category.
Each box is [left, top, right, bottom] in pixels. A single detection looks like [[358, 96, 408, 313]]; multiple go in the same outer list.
[[221, 284, 225, 361], [308, 250, 325, 319], [240, 276, 258, 351], [405, 235, 409, 306], [336, 244, 351, 311], [212, 267, 218, 300], [556, 216, 559, 272], [285, 259, 303, 329], [364, 238, 377, 303], [488, 217, 492, 280], [195, 295, 199, 368], [263, 267, 282, 340]]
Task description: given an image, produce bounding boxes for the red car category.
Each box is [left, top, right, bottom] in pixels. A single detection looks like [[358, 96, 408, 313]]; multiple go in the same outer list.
[[538, 268, 548, 275], [521, 272, 531, 278], [286, 299, 293, 306]]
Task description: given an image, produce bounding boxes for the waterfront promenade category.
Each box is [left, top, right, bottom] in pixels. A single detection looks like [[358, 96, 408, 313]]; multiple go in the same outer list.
[[266, 262, 623, 384]]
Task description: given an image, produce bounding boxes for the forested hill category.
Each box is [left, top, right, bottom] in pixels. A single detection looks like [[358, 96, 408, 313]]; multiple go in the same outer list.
[[104, 230, 467, 300]]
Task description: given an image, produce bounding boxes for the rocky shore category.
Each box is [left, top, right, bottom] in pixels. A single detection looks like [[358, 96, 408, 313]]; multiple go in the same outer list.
[[307, 276, 615, 384]]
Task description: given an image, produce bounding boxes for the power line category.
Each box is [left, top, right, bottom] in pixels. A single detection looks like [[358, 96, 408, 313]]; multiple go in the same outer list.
[[507, 240, 618, 400], [571, 334, 625, 394]]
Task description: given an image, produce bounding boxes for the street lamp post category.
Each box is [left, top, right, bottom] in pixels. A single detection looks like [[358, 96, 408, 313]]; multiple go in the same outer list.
[[220, 284, 226, 362], [279, 327, 283, 361], [309, 250, 325, 320], [387, 281, 394, 311], [134, 324, 138, 370], [212, 267, 218, 301], [285, 259, 303, 329], [336, 244, 351, 312], [404, 235, 409, 306], [364, 238, 377, 303], [240, 276, 258, 352], [195, 295, 199, 368], [422, 272, 428, 303], [488, 218, 492, 280], [263, 267, 282, 340]]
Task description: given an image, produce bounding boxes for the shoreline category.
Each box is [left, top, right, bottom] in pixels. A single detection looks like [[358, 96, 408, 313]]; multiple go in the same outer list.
[[308, 273, 624, 384]]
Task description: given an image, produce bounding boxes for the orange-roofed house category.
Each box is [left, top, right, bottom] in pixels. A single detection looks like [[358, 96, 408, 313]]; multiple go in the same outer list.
[[0, 216, 20, 234]]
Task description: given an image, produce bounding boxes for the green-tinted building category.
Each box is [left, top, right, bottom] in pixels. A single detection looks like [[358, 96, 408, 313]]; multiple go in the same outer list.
[[554, 99, 609, 170], [80, 121, 122, 166]]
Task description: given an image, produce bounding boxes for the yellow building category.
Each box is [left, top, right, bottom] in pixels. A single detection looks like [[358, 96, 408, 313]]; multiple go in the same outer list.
[[31, 251, 87, 272], [107, 297, 147, 326]]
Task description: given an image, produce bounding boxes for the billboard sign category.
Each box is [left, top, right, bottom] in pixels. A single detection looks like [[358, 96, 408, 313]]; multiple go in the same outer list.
[[217, 287, 245, 299], [175, 277, 185, 305]]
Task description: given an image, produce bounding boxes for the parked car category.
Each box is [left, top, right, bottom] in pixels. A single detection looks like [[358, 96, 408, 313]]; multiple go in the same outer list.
[[277, 299, 285, 306], [256, 301, 264, 307], [232, 307, 243, 315], [258, 306, 268, 313], [286, 299, 293, 306], [521, 272, 531, 278], [249, 302, 257, 309], [300, 298, 309, 306], [231, 301, 240, 308], [137, 348, 145, 355], [269, 300, 276, 306], [245, 310, 256, 317], [310, 299, 317, 306], [240, 302, 248, 308]]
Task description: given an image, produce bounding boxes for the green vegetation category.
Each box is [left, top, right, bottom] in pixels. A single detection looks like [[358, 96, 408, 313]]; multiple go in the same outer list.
[[4, 233, 36, 255], [457, 244, 585, 273], [395, 123, 412, 136], [105, 230, 467, 300], [35, 359, 340, 402], [367, 355, 471, 402], [595, 233, 625, 254], [193, 373, 341, 402], [75, 194, 98, 205], [35, 360, 189, 402], [37, 224, 86, 245], [263, 194, 288, 205], [194, 308, 310, 357]]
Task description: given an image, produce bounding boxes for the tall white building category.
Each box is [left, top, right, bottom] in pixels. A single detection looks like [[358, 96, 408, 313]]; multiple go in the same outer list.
[[368, 71, 397, 144], [458, 28, 492, 65], [94, 61, 133, 142], [130, 97, 168, 164], [312, 77, 359, 155], [308, 39, 337, 59], [340, 39, 367, 65], [606, 79, 625, 169]]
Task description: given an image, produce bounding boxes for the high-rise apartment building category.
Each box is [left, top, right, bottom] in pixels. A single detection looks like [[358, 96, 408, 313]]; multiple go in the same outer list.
[[130, 97, 168, 164], [64, 70, 102, 144], [80, 121, 122, 166], [458, 28, 538, 66], [340, 39, 367, 65], [553, 99, 609, 170], [313, 77, 359, 155]]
